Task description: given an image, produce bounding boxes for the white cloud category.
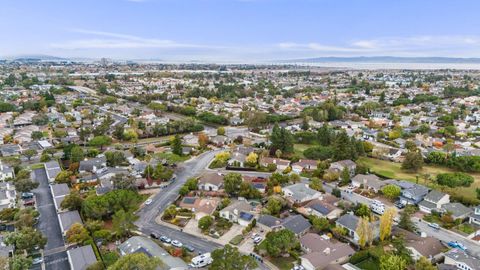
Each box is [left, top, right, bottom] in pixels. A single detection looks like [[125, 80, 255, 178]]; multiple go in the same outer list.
[[51, 29, 221, 50]]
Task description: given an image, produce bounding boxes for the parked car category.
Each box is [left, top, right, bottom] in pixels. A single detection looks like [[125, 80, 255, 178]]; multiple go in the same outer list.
[[394, 201, 405, 209], [185, 245, 195, 252], [253, 237, 262, 244], [251, 233, 259, 240], [428, 222, 440, 230], [150, 233, 159, 239], [160, 236, 171, 243], [172, 240, 183, 248], [448, 241, 467, 251], [145, 199, 153, 205], [32, 257, 43, 265], [21, 192, 34, 200]]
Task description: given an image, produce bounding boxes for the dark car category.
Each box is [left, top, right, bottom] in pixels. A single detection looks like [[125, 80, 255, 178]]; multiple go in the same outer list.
[[394, 201, 405, 209], [150, 233, 159, 239]]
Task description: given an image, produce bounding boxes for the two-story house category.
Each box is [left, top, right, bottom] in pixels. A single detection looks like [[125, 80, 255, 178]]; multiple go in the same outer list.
[[469, 206, 480, 226], [418, 190, 450, 214], [399, 184, 429, 205], [0, 162, 14, 181]]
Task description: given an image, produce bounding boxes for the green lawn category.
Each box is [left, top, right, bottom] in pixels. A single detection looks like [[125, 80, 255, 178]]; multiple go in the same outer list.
[[270, 256, 296, 270], [294, 144, 311, 158], [155, 152, 190, 163], [356, 258, 379, 270], [229, 235, 244, 245], [357, 157, 480, 201]]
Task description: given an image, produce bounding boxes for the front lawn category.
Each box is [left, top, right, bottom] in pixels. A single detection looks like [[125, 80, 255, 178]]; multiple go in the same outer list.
[[293, 144, 311, 158], [229, 235, 244, 245], [270, 256, 296, 270], [357, 157, 480, 202], [455, 223, 476, 235], [156, 152, 190, 163]]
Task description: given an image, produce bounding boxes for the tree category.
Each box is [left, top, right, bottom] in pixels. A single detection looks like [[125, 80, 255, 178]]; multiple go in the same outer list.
[[198, 215, 214, 231], [332, 130, 357, 161], [112, 210, 137, 238], [23, 149, 37, 161], [223, 173, 243, 196], [105, 151, 127, 167], [309, 177, 324, 192], [210, 244, 257, 270], [379, 255, 407, 270], [354, 204, 371, 218], [171, 134, 183, 156], [381, 185, 401, 200], [70, 146, 84, 163], [414, 256, 436, 270], [163, 205, 177, 220], [88, 135, 112, 150], [113, 124, 125, 140], [66, 223, 91, 244], [14, 208, 39, 229], [265, 197, 282, 215], [5, 227, 47, 251], [356, 217, 373, 248], [55, 170, 73, 184], [198, 132, 209, 149], [61, 192, 83, 211], [14, 178, 39, 193], [10, 255, 32, 270], [245, 152, 258, 167], [270, 124, 294, 154], [309, 215, 329, 232], [109, 253, 161, 270], [123, 129, 138, 142], [398, 206, 416, 232], [113, 174, 137, 190], [217, 126, 226, 136], [436, 172, 474, 188], [264, 229, 299, 257], [402, 151, 424, 172], [379, 207, 397, 241], [340, 167, 351, 185]]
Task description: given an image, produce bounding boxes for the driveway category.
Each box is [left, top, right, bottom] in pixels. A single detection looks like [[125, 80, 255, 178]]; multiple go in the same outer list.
[[32, 168, 68, 270]]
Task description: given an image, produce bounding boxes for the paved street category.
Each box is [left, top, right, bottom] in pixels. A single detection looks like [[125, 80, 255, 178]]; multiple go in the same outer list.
[[32, 168, 69, 270], [414, 218, 480, 258]]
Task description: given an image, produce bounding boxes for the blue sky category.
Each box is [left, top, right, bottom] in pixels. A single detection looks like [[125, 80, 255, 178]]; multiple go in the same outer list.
[[1, 0, 480, 61]]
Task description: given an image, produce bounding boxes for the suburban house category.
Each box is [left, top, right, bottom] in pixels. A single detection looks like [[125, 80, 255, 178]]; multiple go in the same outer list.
[[58, 210, 83, 236], [281, 215, 312, 236], [259, 157, 290, 171], [50, 183, 70, 212], [304, 200, 342, 220], [44, 160, 62, 182], [441, 203, 473, 220], [393, 228, 444, 262], [228, 152, 247, 167], [118, 236, 188, 270], [418, 190, 450, 214], [79, 156, 107, 173], [443, 248, 479, 270], [397, 183, 429, 205], [351, 174, 385, 193], [300, 233, 355, 270], [0, 183, 16, 209], [178, 197, 219, 220], [336, 214, 379, 244], [283, 183, 322, 205], [219, 200, 255, 226], [469, 206, 480, 226], [0, 162, 14, 181], [329, 160, 356, 176], [197, 172, 224, 191], [291, 159, 318, 173], [67, 245, 97, 270], [257, 215, 283, 232]]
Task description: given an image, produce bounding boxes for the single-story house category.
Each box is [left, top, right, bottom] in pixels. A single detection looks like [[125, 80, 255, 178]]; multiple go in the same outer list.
[[259, 157, 290, 171], [281, 215, 311, 236], [443, 248, 479, 270], [198, 172, 224, 191], [44, 160, 62, 182], [58, 210, 83, 235], [300, 233, 355, 270], [351, 174, 385, 193], [329, 160, 356, 176], [283, 183, 322, 205], [219, 200, 255, 226], [178, 197, 220, 220], [292, 159, 318, 173], [67, 245, 97, 270], [441, 203, 472, 220]]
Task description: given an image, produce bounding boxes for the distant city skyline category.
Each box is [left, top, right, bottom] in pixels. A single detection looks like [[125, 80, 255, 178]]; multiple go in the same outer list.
[[2, 0, 480, 62]]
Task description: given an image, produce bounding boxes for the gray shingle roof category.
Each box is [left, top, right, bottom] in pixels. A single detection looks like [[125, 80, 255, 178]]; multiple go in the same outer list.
[[281, 215, 311, 235], [336, 214, 359, 231], [424, 190, 447, 203], [67, 245, 97, 270]]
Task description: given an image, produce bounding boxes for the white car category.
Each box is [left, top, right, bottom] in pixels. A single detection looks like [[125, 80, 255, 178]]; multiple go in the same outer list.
[[145, 199, 153, 205], [172, 240, 183, 248], [253, 237, 262, 244]]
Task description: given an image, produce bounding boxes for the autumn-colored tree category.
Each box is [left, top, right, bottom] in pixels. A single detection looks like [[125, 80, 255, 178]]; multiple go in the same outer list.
[[356, 216, 374, 248], [245, 152, 258, 167], [198, 132, 209, 149], [379, 207, 397, 241], [66, 223, 91, 244]]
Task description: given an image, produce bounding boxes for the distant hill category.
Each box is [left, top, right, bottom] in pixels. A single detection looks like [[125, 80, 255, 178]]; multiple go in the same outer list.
[[287, 56, 480, 64]]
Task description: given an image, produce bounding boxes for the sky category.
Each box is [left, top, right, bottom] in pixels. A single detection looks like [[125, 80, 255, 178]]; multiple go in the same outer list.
[[1, 0, 480, 62]]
